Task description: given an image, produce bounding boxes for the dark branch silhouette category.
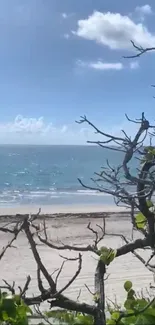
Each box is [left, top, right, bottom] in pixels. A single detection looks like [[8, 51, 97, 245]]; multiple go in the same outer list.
[[123, 40, 155, 58]]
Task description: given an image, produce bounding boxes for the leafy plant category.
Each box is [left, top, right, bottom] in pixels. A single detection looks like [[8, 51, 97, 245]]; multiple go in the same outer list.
[[45, 310, 93, 324], [43, 281, 155, 324], [0, 291, 32, 325], [135, 200, 154, 229], [107, 281, 155, 325], [142, 146, 155, 163], [98, 247, 117, 265]]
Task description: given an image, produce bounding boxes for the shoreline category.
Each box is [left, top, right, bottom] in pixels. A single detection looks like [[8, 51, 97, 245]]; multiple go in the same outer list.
[[0, 204, 131, 221]]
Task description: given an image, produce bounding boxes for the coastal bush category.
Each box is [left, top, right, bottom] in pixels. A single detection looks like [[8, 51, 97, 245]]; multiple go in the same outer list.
[[1, 283, 155, 325], [45, 281, 155, 324], [0, 290, 32, 325]]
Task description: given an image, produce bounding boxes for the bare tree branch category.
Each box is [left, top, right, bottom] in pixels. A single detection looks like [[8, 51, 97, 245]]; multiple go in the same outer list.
[[23, 217, 56, 292], [38, 233, 96, 253], [123, 41, 155, 58], [0, 280, 15, 295], [19, 276, 31, 298], [0, 223, 22, 260], [76, 115, 124, 142]]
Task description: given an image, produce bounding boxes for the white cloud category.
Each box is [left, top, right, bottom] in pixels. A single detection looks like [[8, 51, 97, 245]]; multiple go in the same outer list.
[[13, 115, 45, 133], [88, 61, 123, 70], [77, 60, 123, 71], [0, 115, 96, 145], [0, 115, 152, 145], [73, 10, 155, 50], [64, 33, 70, 39], [1, 115, 153, 146], [129, 61, 139, 69], [62, 13, 68, 19], [135, 5, 153, 16], [61, 125, 68, 133], [61, 12, 75, 20]]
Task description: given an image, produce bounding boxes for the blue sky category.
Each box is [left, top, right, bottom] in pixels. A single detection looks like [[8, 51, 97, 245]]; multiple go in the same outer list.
[[0, 0, 155, 144]]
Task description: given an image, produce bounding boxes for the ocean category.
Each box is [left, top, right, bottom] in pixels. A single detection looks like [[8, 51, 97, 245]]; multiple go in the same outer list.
[[0, 145, 136, 207]]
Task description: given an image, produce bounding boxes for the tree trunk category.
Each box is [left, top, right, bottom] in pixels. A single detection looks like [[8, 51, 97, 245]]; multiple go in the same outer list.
[[94, 260, 106, 325]]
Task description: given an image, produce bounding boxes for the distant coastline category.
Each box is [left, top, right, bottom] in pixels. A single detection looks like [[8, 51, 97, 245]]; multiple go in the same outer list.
[[0, 204, 129, 222]]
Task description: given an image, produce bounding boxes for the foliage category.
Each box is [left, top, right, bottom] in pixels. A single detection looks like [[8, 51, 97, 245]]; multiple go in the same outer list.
[[45, 310, 93, 324], [142, 146, 155, 163], [107, 281, 155, 325], [44, 281, 155, 325], [0, 290, 32, 325], [98, 247, 117, 265], [135, 200, 154, 229], [135, 212, 147, 229]]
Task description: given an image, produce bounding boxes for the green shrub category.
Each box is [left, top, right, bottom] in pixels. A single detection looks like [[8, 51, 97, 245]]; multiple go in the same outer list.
[[0, 290, 32, 325], [1, 282, 155, 325], [45, 282, 155, 325]]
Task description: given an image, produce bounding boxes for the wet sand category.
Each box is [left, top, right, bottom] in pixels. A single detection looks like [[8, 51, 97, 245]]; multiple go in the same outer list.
[[0, 207, 154, 308]]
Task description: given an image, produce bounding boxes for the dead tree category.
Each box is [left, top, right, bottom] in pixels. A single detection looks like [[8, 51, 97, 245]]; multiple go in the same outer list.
[[76, 112, 155, 320], [76, 112, 155, 246], [0, 213, 109, 325], [1, 115, 155, 324]]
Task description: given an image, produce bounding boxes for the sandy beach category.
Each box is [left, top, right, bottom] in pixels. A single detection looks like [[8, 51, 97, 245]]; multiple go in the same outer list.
[[0, 204, 127, 216], [0, 205, 154, 309]]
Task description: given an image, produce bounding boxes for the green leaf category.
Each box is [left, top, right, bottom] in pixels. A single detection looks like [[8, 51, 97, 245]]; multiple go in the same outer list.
[[146, 200, 154, 208], [107, 320, 117, 325], [135, 314, 155, 324], [13, 295, 21, 306], [144, 308, 155, 317], [93, 293, 100, 303], [99, 247, 116, 265], [2, 311, 9, 321], [74, 314, 93, 324], [127, 289, 135, 299], [111, 311, 120, 321], [124, 298, 135, 310], [17, 306, 27, 317], [135, 212, 147, 229], [134, 298, 148, 310], [107, 249, 117, 264], [25, 305, 32, 315], [124, 281, 132, 292], [98, 246, 109, 255], [1, 298, 16, 318]]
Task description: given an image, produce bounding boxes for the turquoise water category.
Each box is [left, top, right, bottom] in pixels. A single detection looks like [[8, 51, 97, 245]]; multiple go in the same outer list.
[[0, 145, 136, 206]]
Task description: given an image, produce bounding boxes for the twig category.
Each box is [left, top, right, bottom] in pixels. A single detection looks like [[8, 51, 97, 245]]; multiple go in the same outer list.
[[0, 280, 15, 294], [123, 41, 155, 59], [116, 297, 155, 323], [85, 284, 94, 296], [76, 115, 124, 141], [19, 276, 31, 297], [34, 305, 53, 325], [37, 267, 46, 294], [38, 234, 96, 253], [23, 217, 56, 292], [55, 260, 66, 286], [51, 253, 82, 298]]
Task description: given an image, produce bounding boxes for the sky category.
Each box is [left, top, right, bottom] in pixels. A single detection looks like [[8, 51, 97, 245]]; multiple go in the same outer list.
[[0, 0, 155, 144]]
